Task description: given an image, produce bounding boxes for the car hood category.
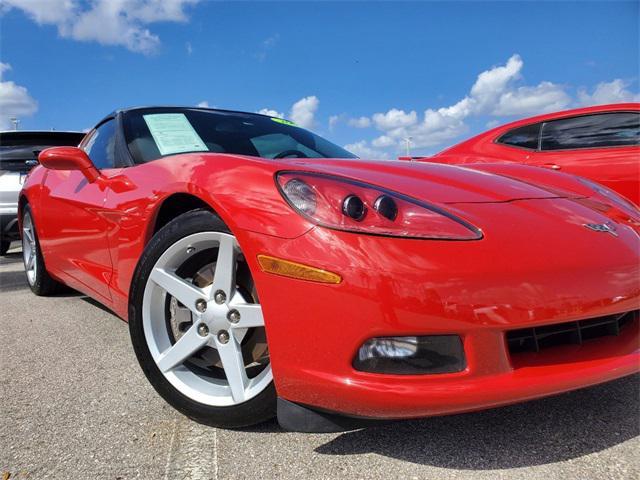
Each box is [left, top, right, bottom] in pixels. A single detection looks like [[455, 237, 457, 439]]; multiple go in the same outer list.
[[275, 158, 589, 204]]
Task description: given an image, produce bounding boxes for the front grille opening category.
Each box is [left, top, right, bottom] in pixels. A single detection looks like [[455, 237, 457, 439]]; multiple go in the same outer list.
[[507, 310, 638, 354]]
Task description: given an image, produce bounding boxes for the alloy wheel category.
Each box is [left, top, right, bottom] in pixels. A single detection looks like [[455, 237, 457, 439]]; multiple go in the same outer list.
[[142, 231, 271, 406], [22, 212, 37, 286]]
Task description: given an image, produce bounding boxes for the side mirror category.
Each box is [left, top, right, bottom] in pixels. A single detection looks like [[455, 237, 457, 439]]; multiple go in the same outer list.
[[38, 147, 101, 183]]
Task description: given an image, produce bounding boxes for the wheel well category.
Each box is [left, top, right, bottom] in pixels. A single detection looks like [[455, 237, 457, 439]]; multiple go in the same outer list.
[[18, 195, 29, 223], [151, 193, 213, 237]]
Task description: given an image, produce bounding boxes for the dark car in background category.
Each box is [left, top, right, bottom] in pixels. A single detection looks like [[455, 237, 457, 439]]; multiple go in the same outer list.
[[0, 131, 86, 255], [423, 104, 640, 205]]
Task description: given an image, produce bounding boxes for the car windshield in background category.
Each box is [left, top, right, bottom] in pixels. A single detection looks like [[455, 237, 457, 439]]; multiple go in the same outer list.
[[123, 108, 357, 163]]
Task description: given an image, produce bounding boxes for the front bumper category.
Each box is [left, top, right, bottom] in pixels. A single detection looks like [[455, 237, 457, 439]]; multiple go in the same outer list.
[[277, 321, 638, 422], [239, 199, 640, 420]]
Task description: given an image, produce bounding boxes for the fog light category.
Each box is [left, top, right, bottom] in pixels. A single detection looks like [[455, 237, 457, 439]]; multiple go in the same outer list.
[[353, 335, 466, 375]]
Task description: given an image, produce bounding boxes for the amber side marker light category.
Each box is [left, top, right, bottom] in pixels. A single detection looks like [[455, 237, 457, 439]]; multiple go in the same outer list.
[[256, 255, 342, 284]]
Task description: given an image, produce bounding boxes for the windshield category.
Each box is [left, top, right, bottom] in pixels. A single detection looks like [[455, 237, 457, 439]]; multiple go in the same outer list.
[[122, 107, 356, 163]]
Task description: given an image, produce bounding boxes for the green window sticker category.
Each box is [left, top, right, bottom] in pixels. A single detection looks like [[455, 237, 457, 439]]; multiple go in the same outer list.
[[143, 113, 209, 156], [270, 117, 297, 127]]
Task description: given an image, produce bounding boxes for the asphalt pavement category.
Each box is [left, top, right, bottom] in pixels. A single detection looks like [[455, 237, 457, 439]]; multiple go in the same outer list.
[[1, 245, 639, 480]]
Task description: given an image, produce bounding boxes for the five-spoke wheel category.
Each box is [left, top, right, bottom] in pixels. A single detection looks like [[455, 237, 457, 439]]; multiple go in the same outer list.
[[22, 211, 37, 286], [129, 209, 276, 427], [21, 205, 63, 295]]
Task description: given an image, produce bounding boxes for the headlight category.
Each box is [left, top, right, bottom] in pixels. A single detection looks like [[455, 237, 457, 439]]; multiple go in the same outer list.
[[276, 171, 482, 240]]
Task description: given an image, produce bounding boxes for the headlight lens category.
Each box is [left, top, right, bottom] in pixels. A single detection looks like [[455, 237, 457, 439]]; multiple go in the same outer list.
[[276, 171, 482, 240], [282, 177, 317, 216]]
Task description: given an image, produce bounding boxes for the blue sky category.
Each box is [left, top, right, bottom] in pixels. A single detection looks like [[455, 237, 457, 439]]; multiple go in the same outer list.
[[1, 0, 638, 158]]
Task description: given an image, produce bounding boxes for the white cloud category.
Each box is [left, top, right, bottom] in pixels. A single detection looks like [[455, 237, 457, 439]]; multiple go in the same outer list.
[[347, 116, 371, 128], [252, 57, 637, 159], [344, 141, 389, 160], [493, 82, 571, 116], [0, 0, 73, 24], [469, 54, 523, 112], [290, 95, 318, 128], [196, 101, 210, 108], [364, 54, 573, 152], [371, 135, 396, 148], [372, 109, 417, 130], [258, 108, 284, 118], [2, 0, 200, 54], [0, 62, 38, 130], [366, 103, 469, 152], [577, 79, 640, 106], [255, 34, 279, 62], [260, 96, 319, 128]]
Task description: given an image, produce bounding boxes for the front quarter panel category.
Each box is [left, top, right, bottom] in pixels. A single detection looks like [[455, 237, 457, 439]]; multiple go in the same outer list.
[[18, 165, 48, 233], [103, 153, 313, 318]]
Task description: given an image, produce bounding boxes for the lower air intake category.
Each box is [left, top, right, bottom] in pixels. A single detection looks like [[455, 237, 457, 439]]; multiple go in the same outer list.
[[507, 310, 638, 354]]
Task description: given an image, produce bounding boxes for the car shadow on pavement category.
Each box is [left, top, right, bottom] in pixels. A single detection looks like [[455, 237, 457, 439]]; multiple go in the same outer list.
[[315, 374, 639, 468], [0, 250, 117, 319], [80, 295, 120, 317]]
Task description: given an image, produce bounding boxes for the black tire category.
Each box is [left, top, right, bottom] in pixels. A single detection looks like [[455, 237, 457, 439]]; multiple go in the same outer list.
[[0, 239, 10, 256], [22, 205, 65, 296], [128, 209, 276, 428]]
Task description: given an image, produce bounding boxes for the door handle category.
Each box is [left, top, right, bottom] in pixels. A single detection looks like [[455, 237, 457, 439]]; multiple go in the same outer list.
[[543, 163, 561, 170]]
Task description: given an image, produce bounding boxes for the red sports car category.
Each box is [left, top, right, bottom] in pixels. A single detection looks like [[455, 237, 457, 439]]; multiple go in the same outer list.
[[19, 106, 640, 432], [426, 103, 640, 206]]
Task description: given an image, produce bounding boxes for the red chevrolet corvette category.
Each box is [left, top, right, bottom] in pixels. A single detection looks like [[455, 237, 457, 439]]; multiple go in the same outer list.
[[427, 103, 640, 205], [19, 106, 640, 432]]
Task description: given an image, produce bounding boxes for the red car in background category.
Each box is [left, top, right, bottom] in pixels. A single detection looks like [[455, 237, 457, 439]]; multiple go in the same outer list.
[[427, 104, 640, 205], [19, 106, 640, 432]]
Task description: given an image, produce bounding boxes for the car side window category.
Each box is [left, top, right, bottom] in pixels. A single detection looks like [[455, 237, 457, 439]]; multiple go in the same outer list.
[[496, 123, 541, 150], [540, 112, 640, 151], [83, 119, 117, 169]]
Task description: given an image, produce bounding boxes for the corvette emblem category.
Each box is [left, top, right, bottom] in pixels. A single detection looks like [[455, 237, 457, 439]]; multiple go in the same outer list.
[[583, 222, 618, 237]]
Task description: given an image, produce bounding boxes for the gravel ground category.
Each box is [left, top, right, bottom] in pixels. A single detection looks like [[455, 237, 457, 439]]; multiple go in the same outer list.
[[1, 246, 639, 480]]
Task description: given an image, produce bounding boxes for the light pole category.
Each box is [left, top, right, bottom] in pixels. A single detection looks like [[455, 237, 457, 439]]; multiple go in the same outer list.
[[10, 117, 19, 131], [403, 136, 412, 157]]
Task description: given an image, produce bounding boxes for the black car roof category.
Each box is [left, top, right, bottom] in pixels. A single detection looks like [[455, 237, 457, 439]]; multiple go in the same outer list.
[[0, 130, 85, 146], [99, 105, 275, 125], [0, 131, 86, 160]]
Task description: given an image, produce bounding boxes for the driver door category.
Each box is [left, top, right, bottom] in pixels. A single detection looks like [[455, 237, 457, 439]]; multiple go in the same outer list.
[[39, 119, 118, 304]]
